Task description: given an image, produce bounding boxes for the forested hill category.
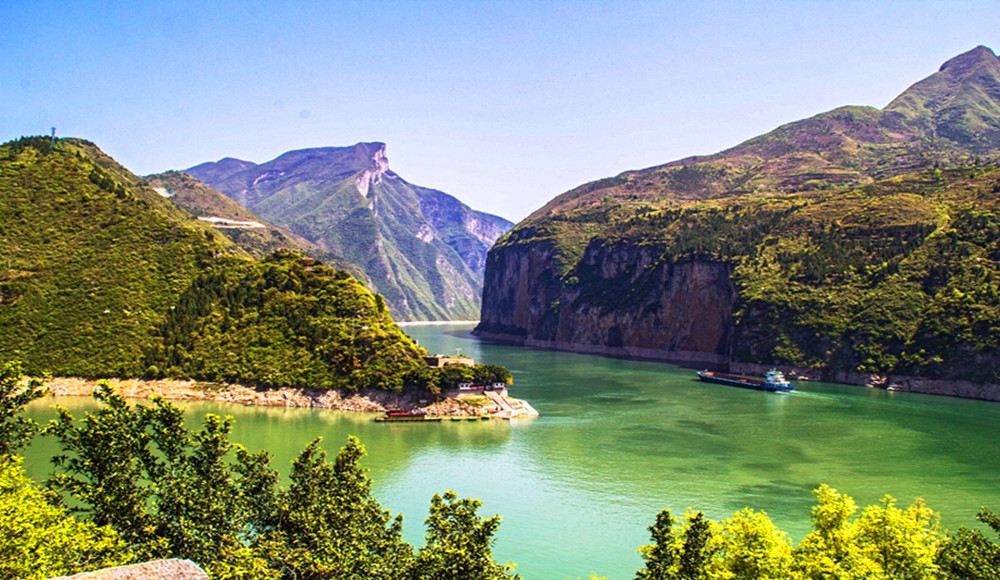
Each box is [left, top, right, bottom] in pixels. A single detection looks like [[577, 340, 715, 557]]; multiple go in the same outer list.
[[0, 136, 429, 390], [144, 170, 367, 281], [478, 46, 1000, 392], [187, 143, 513, 321]]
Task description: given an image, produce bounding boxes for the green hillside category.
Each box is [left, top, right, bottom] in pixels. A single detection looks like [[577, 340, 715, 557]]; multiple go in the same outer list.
[[480, 46, 1000, 386], [145, 171, 366, 280], [0, 137, 231, 377], [0, 136, 436, 391]]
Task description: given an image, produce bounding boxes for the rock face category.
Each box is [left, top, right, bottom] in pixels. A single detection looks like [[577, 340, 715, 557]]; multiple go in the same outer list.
[[48, 559, 208, 580], [187, 143, 512, 320], [477, 47, 1000, 392], [479, 238, 734, 366]]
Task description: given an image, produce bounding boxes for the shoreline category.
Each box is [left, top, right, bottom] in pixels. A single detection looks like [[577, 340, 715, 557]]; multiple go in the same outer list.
[[37, 377, 539, 418], [396, 320, 479, 326], [473, 330, 1000, 403]]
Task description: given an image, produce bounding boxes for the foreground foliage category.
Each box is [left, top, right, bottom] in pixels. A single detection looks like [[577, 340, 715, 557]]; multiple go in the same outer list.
[[635, 484, 955, 579], [0, 457, 131, 579], [42, 383, 518, 579]]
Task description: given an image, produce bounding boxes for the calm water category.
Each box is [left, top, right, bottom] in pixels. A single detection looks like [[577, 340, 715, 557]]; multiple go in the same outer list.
[[22, 323, 1000, 579]]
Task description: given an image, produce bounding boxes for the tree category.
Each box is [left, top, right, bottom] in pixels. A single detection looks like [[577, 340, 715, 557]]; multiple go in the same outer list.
[[47, 382, 156, 552], [715, 508, 793, 580], [636, 509, 717, 580], [269, 436, 414, 579], [793, 484, 874, 579], [473, 364, 513, 385], [636, 509, 679, 580], [46, 384, 274, 576], [852, 496, 942, 579], [938, 508, 1000, 579], [0, 456, 130, 579], [411, 490, 519, 580], [0, 360, 45, 457]]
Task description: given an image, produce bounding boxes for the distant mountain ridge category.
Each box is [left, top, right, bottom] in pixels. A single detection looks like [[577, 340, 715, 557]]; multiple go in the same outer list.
[[187, 143, 512, 321], [477, 45, 1000, 395]]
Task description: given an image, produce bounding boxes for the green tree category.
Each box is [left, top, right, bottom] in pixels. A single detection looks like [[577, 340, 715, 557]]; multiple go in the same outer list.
[[852, 496, 942, 579], [938, 508, 1000, 579], [0, 361, 45, 456], [46, 384, 274, 576], [0, 455, 130, 579], [793, 484, 874, 579], [636, 509, 717, 580], [636, 509, 679, 580], [715, 508, 793, 580], [268, 436, 414, 579], [411, 490, 518, 580], [47, 382, 156, 552], [473, 364, 513, 385]]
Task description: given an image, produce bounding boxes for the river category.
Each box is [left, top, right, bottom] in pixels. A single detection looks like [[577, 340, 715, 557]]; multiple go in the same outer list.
[[22, 322, 1000, 579]]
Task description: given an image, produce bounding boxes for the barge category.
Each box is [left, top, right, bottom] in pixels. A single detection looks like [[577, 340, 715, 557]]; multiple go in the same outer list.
[[696, 369, 794, 392]]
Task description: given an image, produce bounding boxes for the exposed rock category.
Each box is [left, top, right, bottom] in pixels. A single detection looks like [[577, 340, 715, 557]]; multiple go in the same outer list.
[[41, 377, 487, 415], [477, 239, 734, 367], [48, 559, 207, 580]]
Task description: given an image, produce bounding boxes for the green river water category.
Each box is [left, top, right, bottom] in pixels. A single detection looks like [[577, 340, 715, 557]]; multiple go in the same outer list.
[[22, 323, 1000, 579]]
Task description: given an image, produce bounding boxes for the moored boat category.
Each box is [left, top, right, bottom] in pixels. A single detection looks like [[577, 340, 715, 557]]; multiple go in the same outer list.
[[375, 408, 443, 423], [696, 369, 794, 392]]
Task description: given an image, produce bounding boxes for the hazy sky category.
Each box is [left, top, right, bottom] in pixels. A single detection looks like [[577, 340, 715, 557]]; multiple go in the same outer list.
[[3, 1, 998, 221]]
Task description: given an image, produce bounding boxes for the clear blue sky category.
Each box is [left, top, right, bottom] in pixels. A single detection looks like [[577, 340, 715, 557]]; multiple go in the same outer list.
[[3, 1, 997, 221]]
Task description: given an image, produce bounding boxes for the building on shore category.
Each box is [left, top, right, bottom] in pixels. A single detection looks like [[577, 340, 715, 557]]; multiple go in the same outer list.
[[422, 354, 475, 368]]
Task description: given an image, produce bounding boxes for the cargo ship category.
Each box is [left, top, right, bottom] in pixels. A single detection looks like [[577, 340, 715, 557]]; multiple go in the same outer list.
[[696, 369, 794, 392]]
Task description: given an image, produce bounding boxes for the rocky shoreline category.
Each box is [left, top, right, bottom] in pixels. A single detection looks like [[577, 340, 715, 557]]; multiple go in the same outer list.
[[38, 377, 489, 416]]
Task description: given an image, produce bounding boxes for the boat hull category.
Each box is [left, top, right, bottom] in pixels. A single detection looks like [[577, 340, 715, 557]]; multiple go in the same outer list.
[[375, 416, 443, 423], [696, 371, 794, 392]]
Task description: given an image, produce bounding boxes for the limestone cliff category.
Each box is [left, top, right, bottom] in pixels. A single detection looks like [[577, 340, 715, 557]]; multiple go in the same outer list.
[[478, 237, 734, 366]]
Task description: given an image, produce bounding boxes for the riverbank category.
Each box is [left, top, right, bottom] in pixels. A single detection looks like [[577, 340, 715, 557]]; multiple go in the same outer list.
[[474, 330, 1000, 403], [36, 377, 535, 417]]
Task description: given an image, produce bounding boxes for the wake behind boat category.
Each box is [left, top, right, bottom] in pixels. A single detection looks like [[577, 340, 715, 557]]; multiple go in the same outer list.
[[696, 369, 794, 392]]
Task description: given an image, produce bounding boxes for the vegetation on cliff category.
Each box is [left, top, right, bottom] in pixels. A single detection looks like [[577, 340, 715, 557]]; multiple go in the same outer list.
[[0, 136, 229, 377], [143, 250, 427, 391]]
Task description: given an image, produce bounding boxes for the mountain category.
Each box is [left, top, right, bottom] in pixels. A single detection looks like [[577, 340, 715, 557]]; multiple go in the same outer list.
[[0, 136, 430, 390], [477, 46, 1000, 392], [144, 170, 365, 279], [187, 143, 513, 321]]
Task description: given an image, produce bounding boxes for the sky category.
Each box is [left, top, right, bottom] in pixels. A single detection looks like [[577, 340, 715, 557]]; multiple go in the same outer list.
[[3, 1, 999, 222]]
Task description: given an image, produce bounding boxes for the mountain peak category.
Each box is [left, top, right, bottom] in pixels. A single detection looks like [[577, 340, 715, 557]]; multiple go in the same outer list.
[[939, 45, 999, 74]]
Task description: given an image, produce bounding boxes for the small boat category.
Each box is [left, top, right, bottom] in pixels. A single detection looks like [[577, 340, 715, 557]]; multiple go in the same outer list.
[[696, 369, 794, 392], [375, 408, 442, 423]]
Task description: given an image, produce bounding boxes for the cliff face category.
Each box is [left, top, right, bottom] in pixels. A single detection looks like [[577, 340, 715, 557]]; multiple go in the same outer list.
[[479, 238, 734, 365], [477, 47, 1000, 391]]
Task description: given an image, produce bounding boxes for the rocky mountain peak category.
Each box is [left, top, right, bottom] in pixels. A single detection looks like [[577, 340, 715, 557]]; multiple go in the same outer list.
[[938, 45, 999, 75], [355, 142, 389, 198]]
